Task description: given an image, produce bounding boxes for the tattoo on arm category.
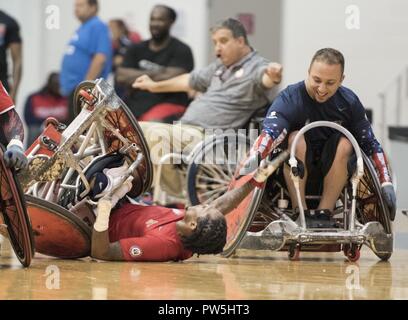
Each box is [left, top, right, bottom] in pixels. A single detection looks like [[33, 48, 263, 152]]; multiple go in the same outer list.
[[0, 109, 24, 143], [212, 183, 255, 215], [91, 229, 124, 261]]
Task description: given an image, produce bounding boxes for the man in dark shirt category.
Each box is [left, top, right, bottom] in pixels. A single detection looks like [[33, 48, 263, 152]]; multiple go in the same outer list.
[[0, 10, 22, 102], [243, 48, 397, 220], [116, 5, 194, 122]]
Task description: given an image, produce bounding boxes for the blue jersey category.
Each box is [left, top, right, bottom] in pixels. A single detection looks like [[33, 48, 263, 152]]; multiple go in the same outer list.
[[60, 16, 112, 96], [263, 81, 383, 156]]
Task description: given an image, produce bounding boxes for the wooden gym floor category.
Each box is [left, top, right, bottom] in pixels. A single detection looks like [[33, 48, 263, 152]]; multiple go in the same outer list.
[[1, 211, 407, 300]]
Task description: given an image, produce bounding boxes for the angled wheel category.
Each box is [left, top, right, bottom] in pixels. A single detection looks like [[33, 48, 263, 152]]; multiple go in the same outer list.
[[187, 133, 250, 205], [72, 81, 97, 117], [0, 145, 35, 267], [25, 195, 91, 259], [354, 152, 393, 261], [73, 80, 153, 197]]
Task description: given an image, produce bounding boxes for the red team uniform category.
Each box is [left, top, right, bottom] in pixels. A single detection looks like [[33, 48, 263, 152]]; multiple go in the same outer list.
[[108, 203, 193, 262], [0, 81, 14, 113]]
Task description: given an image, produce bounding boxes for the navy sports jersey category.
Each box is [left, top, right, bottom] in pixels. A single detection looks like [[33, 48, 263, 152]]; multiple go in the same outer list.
[[122, 37, 194, 117], [263, 81, 382, 156]]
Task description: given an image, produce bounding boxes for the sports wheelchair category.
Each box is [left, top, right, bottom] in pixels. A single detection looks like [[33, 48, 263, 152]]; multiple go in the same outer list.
[[19, 79, 153, 258], [187, 121, 394, 262]]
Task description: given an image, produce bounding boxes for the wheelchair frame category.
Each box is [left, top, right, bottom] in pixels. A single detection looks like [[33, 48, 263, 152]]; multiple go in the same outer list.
[[186, 121, 393, 262], [237, 122, 393, 261], [21, 79, 153, 209]]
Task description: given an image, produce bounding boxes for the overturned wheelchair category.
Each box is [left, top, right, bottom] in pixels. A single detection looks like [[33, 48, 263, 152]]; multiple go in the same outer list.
[[189, 121, 394, 262], [20, 79, 153, 258]]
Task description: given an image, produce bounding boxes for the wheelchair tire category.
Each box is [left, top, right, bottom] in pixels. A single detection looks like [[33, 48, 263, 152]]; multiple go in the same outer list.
[[72, 81, 97, 117], [186, 133, 250, 206], [25, 194, 92, 259], [0, 145, 35, 267], [73, 80, 153, 196], [357, 152, 393, 261]]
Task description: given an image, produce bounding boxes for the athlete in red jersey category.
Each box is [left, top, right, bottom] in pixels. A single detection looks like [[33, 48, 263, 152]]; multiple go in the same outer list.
[[90, 156, 281, 261], [0, 80, 27, 168]]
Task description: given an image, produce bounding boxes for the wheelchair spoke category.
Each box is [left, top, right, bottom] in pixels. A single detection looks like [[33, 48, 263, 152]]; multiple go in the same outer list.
[[198, 186, 228, 202], [195, 174, 230, 185], [199, 164, 231, 182]]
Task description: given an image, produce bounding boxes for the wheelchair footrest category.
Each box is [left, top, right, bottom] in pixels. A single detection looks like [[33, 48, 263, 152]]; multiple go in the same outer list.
[[304, 209, 340, 229], [237, 219, 392, 255]]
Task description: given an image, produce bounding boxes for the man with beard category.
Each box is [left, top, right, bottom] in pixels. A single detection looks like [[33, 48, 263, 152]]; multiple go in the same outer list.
[[116, 5, 194, 123]]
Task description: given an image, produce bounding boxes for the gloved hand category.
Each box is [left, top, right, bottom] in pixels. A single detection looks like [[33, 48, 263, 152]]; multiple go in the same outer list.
[[238, 131, 277, 177], [4, 144, 27, 169], [381, 183, 396, 221]]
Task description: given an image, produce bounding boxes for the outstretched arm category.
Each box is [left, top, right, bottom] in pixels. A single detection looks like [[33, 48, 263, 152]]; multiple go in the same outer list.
[[91, 179, 133, 261], [91, 198, 125, 261], [132, 73, 191, 93], [212, 183, 255, 215], [212, 151, 289, 215], [262, 62, 283, 89], [116, 66, 188, 86]]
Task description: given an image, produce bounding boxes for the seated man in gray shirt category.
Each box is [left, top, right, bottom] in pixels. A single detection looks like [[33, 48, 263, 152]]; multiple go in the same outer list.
[[133, 18, 282, 202]]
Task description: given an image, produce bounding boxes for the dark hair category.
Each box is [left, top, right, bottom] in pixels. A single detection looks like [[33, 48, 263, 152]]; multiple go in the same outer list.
[[87, 0, 98, 10], [40, 72, 59, 95], [155, 5, 177, 23], [110, 19, 129, 36], [210, 18, 249, 45], [180, 214, 227, 255], [310, 48, 345, 74]]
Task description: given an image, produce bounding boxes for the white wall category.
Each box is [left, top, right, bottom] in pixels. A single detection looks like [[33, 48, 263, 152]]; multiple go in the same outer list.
[[207, 0, 282, 64], [281, 0, 408, 151]]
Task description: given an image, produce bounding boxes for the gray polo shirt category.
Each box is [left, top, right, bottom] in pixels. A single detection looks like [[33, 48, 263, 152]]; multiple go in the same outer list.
[[180, 50, 275, 130]]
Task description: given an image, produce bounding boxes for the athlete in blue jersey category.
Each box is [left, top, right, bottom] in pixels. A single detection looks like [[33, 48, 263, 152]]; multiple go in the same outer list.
[[243, 48, 396, 220]]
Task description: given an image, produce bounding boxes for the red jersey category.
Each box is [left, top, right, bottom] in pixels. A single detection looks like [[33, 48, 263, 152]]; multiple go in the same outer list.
[[0, 81, 14, 114], [108, 203, 193, 262]]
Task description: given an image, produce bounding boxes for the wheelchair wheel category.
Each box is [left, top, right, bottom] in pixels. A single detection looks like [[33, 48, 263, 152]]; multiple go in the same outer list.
[[222, 177, 265, 257], [355, 152, 393, 261], [72, 81, 97, 117], [25, 195, 92, 259], [0, 145, 35, 267], [186, 133, 250, 205], [73, 80, 153, 197]]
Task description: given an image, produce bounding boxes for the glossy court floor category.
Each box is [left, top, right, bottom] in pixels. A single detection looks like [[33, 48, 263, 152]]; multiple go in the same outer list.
[[1, 212, 407, 300]]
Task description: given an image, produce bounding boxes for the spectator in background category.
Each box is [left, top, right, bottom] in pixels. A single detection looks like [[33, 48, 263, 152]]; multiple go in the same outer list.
[[60, 0, 112, 124], [132, 18, 282, 201], [116, 5, 194, 123], [109, 19, 141, 99], [0, 10, 22, 103], [24, 72, 68, 146], [109, 19, 141, 71]]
